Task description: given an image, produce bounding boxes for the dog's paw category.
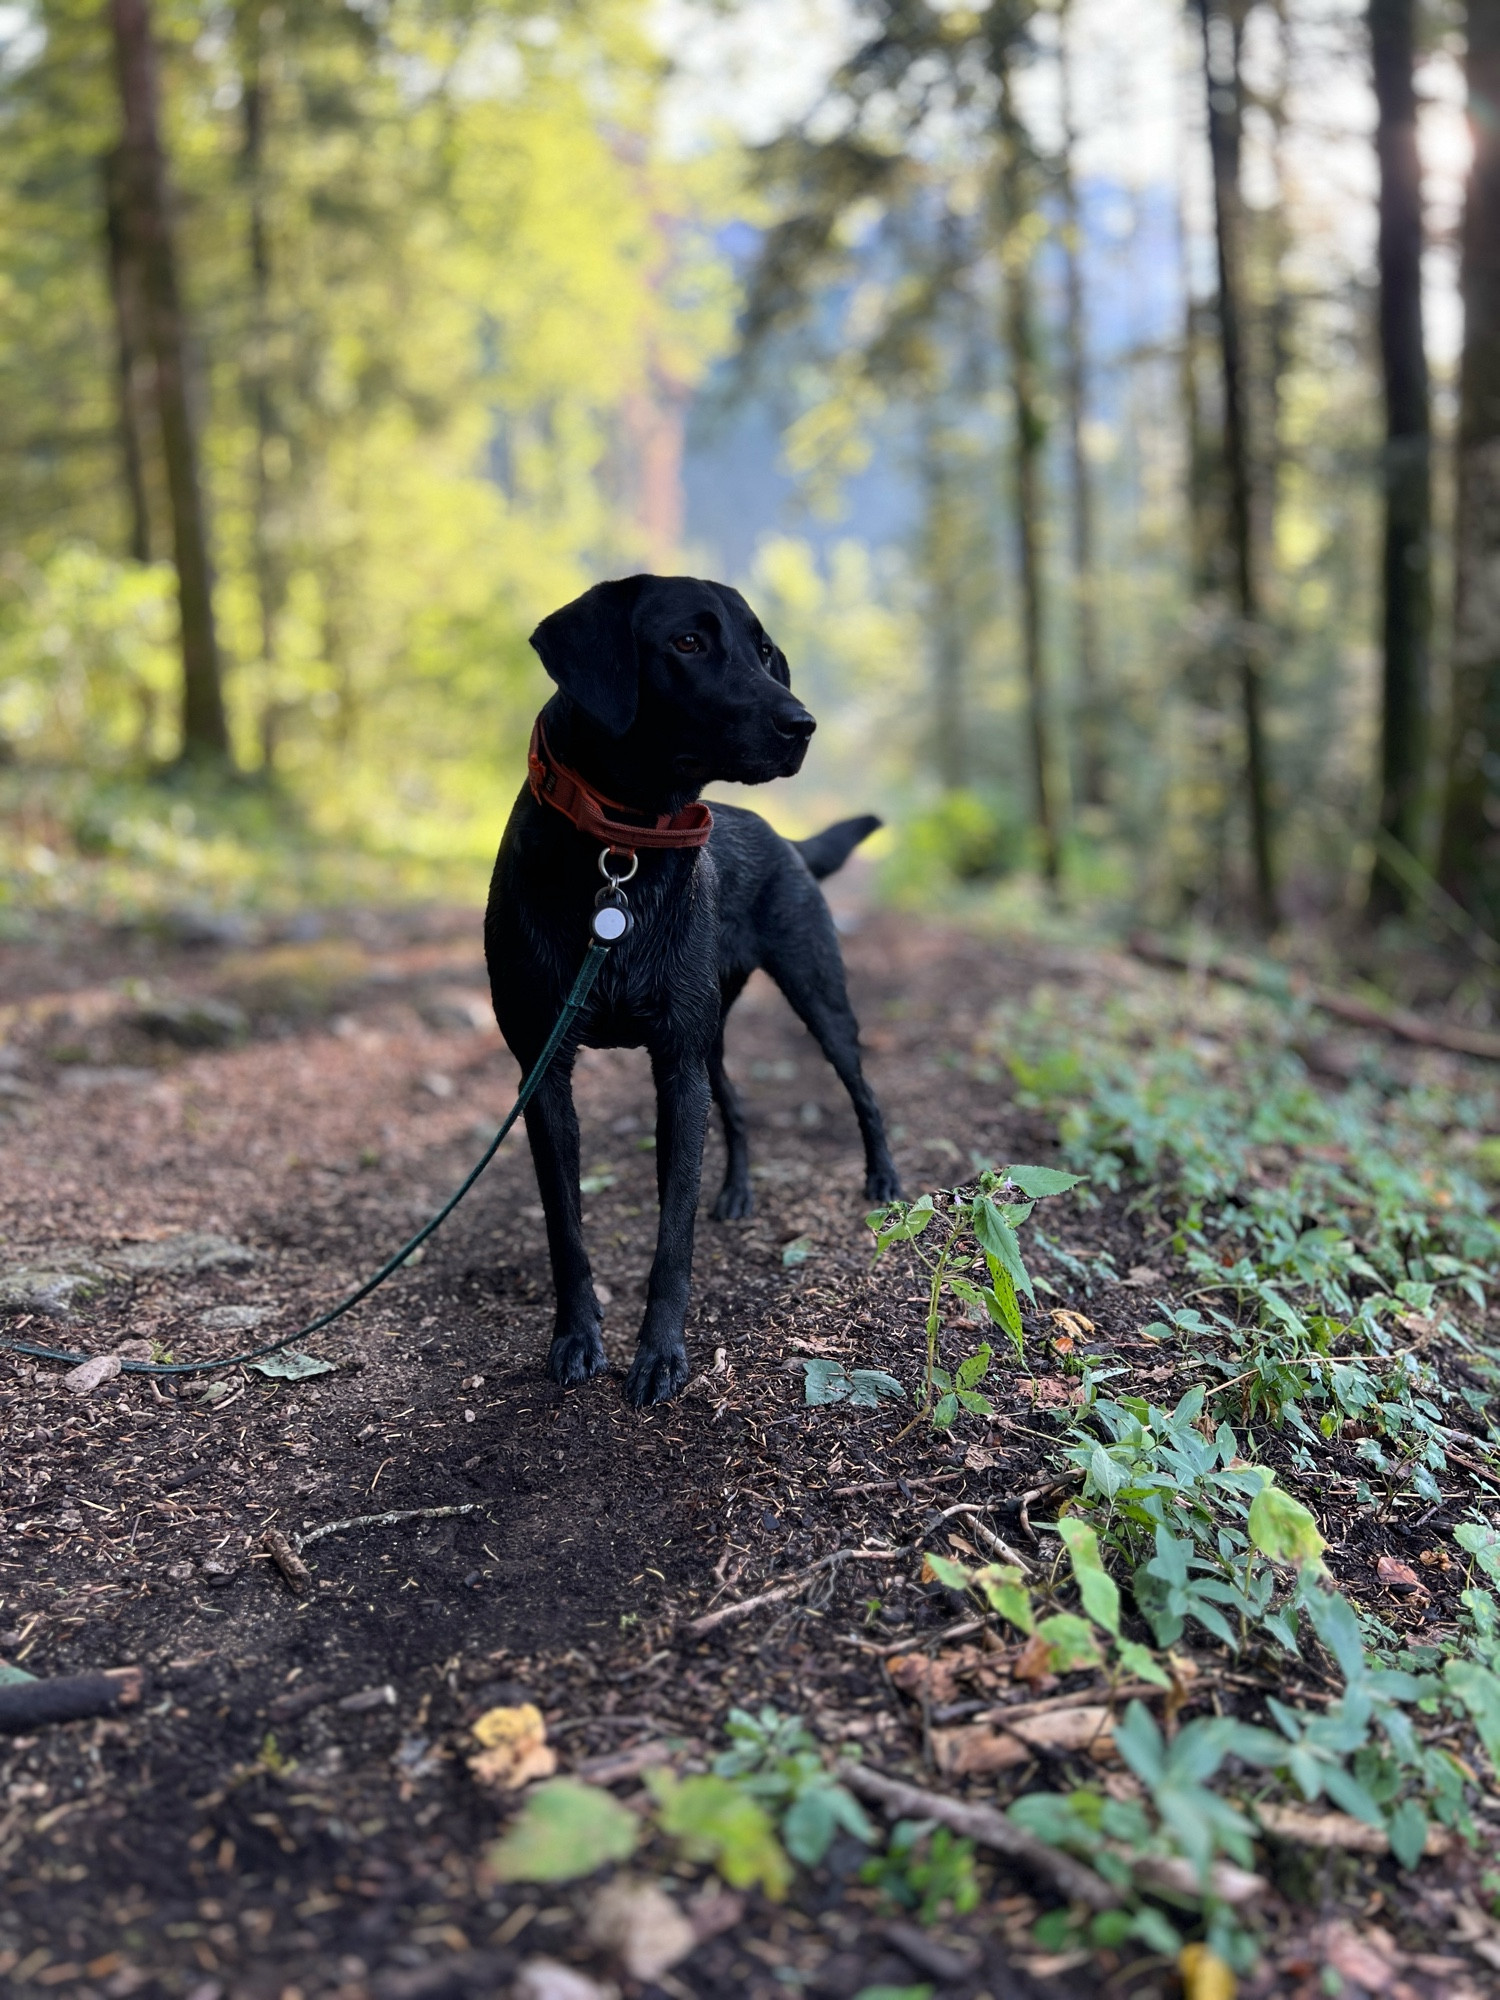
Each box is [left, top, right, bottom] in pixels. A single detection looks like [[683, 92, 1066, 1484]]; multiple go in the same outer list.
[[623, 1343, 690, 1408], [712, 1180, 754, 1221], [864, 1163, 904, 1202], [546, 1324, 608, 1387]]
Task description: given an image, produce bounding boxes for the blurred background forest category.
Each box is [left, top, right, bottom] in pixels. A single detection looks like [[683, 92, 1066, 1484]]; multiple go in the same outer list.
[[1, 0, 1497, 979]]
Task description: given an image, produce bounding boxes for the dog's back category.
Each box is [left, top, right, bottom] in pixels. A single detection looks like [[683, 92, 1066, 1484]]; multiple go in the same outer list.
[[708, 804, 879, 993]]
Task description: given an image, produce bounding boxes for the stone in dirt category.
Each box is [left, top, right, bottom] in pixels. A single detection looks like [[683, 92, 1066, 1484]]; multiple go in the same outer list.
[[0, 1263, 108, 1315], [64, 1353, 123, 1396], [112, 1233, 258, 1275], [513, 1961, 616, 2000], [586, 1879, 696, 1981], [129, 995, 249, 1049], [199, 1305, 270, 1332]]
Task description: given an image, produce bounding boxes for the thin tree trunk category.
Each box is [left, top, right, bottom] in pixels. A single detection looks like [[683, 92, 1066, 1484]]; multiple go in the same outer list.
[[1197, 0, 1277, 929], [1058, 0, 1103, 809], [108, 0, 230, 763], [1438, 0, 1500, 925], [923, 431, 967, 791], [101, 145, 153, 565], [995, 45, 1058, 883], [240, 1, 280, 692], [1369, 0, 1433, 915]]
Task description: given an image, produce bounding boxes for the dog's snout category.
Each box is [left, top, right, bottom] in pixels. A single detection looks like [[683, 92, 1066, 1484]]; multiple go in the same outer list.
[[775, 708, 816, 742]]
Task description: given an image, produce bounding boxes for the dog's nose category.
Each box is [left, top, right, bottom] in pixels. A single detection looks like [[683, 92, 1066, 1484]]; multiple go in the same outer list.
[[775, 708, 816, 742]]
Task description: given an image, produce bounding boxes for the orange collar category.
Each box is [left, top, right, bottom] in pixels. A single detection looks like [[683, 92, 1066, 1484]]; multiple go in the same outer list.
[[527, 717, 714, 855]]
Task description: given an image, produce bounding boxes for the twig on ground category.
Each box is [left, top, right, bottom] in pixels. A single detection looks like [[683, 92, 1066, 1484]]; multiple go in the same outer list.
[[866, 1616, 984, 1656], [262, 1527, 312, 1594], [683, 1548, 907, 1638], [297, 1502, 482, 1551], [1130, 931, 1500, 1063], [935, 1502, 1035, 1573], [829, 1471, 966, 1499], [0, 1666, 145, 1734], [836, 1760, 1118, 1910]]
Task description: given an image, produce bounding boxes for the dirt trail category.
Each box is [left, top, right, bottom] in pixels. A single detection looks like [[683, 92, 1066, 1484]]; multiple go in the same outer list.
[[0, 897, 1492, 2000]]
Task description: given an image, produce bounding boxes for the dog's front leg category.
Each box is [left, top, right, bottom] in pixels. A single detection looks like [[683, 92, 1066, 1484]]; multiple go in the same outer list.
[[522, 1058, 608, 1386], [623, 1043, 711, 1407]]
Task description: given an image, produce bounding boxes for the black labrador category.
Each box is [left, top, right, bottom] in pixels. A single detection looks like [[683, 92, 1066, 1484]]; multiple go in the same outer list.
[[484, 573, 901, 1406]]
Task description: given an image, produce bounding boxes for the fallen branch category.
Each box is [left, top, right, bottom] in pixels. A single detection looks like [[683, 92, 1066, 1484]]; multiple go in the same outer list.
[[297, 1502, 482, 1551], [0, 1666, 144, 1734], [262, 1526, 311, 1594], [836, 1760, 1118, 1911], [684, 1548, 907, 1638], [829, 1471, 966, 1500], [937, 1503, 1035, 1574], [1254, 1800, 1452, 1858], [1130, 932, 1500, 1064]]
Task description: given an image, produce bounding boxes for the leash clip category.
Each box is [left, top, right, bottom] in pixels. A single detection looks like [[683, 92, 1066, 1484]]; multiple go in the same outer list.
[[598, 845, 639, 888], [593, 847, 635, 942]]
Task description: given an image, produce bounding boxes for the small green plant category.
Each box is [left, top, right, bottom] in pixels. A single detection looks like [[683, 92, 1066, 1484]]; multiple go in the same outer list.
[[867, 1165, 1084, 1423], [710, 1706, 876, 1865], [646, 1769, 792, 1898], [859, 1818, 981, 1925]]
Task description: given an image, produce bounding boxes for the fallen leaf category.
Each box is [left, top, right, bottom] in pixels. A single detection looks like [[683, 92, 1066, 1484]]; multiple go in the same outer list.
[[1179, 1941, 1236, 2000], [469, 1703, 558, 1791], [513, 1959, 616, 2000], [1024, 1376, 1085, 1407], [1311, 1920, 1401, 1995], [886, 1646, 988, 1704], [488, 1778, 638, 1882], [248, 1349, 336, 1381], [1120, 1264, 1164, 1288], [1375, 1556, 1427, 1595], [1011, 1631, 1060, 1691], [586, 1879, 696, 1981], [686, 1886, 744, 1942], [1049, 1309, 1095, 1338], [964, 1443, 999, 1471], [934, 1705, 1114, 1774]]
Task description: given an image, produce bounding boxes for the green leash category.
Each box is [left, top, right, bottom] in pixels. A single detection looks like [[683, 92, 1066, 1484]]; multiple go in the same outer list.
[[1, 940, 613, 1380]]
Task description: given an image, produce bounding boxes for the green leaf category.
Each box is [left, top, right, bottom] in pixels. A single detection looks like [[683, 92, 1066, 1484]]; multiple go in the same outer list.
[[985, 1267, 1024, 1347], [924, 1552, 973, 1594], [1057, 1517, 1120, 1636], [487, 1778, 638, 1883], [955, 1344, 992, 1390], [847, 1369, 907, 1407], [1386, 1798, 1428, 1870], [1033, 1612, 1103, 1673], [1456, 1521, 1500, 1587], [1004, 1165, 1084, 1198], [869, 1194, 937, 1251], [0, 1663, 37, 1686], [971, 1198, 1035, 1304], [1445, 1660, 1500, 1778], [1304, 1588, 1368, 1686], [579, 1171, 616, 1194], [1088, 1443, 1124, 1500], [932, 1393, 959, 1429], [801, 1359, 850, 1405], [851, 1986, 934, 2000], [1113, 1701, 1166, 1788], [1115, 1639, 1172, 1689], [248, 1349, 336, 1380], [647, 1771, 792, 1899], [1247, 1483, 1326, 1569], [974, 1564, 1034, 1634], [782, 1234, 815, 1267]]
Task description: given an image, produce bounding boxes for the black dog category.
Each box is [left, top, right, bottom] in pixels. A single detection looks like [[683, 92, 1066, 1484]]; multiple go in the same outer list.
[[484, 573, 901, 1406]]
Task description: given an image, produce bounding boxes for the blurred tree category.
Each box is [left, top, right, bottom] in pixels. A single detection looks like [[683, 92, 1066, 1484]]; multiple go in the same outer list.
[[1196, 0, 1278, 929], [108, 0, 229, 761], [1439, 0, 1500, 925], [1368, 0, 1432, 915]]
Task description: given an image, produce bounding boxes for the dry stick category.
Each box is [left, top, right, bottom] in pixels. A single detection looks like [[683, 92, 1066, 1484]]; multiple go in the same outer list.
[[936, 1502, 1035, 1574], [836, 1760, 1118, 1911], [297, 1503, 483, 1552], [684, 1548, 907, 1639], [261, 1527, 311, 1594], [1130, 931, 1500, 1063], [0, 1666, 144, 1735], [829, 1470, 966, 1500]]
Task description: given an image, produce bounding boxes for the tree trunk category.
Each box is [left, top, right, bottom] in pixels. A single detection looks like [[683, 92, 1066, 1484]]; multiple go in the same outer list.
[[1058, 0, 1103, 810], [101, 145, 154, 566], [1438, 0, 1500, 925], [107, 0, 230, 763], [1196, 0, 1277, 929], [1369, 0, 1433, 915], [922, 429, 968, 792], [994, 43, 1058, 882], [241, 2, 279, 685]]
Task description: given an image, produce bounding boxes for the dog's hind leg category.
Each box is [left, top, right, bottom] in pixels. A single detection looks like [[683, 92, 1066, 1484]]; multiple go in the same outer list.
[[520, 1054, 608, 1386], [763, 919, 902, 1204], [708, 1025, 753, 1219], [624, 1043, 711, 1407]]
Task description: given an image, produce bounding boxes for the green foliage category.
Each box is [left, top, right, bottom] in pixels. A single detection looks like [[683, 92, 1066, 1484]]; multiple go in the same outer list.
[[711, 1706, 876, 1866], [859, 1819, 980, 1926], [487, 1778, 638, 1883], [867, 1166, 1084, 1422], [646, 1770, 792, 1899]]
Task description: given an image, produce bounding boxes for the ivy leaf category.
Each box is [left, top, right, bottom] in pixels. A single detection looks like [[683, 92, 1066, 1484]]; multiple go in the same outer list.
[[1004, 1165, 1084, 1198], [487, 1778, 638, 1883]]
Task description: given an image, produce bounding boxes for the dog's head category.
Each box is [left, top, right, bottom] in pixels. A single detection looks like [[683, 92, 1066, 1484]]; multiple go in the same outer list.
[[530, 575, 815, 788]]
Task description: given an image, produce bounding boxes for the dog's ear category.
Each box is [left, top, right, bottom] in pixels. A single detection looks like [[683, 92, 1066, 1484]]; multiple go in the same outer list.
[[765, 642, 791, 689], [530, 576, 645, 735]]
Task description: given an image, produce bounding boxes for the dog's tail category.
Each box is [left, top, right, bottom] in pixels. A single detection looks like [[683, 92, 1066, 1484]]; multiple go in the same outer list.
[[794, 813, 883, 881]]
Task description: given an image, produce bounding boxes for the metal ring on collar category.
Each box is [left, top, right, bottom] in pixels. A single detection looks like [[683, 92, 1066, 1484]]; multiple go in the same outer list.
[[598, 845, 640, 885]]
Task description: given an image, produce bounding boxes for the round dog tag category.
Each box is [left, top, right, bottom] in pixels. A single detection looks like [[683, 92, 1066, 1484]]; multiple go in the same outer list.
[[591, 903, 631, 943]]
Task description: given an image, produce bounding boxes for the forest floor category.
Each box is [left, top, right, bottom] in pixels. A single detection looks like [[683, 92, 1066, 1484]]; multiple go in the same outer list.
[[2, 880, 1500, 2000]]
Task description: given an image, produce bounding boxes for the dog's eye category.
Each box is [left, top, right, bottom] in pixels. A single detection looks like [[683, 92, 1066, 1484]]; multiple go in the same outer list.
[[671, 633, 705, 654], [758, 639, 774, 663]]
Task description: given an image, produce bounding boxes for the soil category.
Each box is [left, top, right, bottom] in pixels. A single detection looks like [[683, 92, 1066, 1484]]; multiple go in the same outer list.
[[1, 886, 1498, 2000]]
